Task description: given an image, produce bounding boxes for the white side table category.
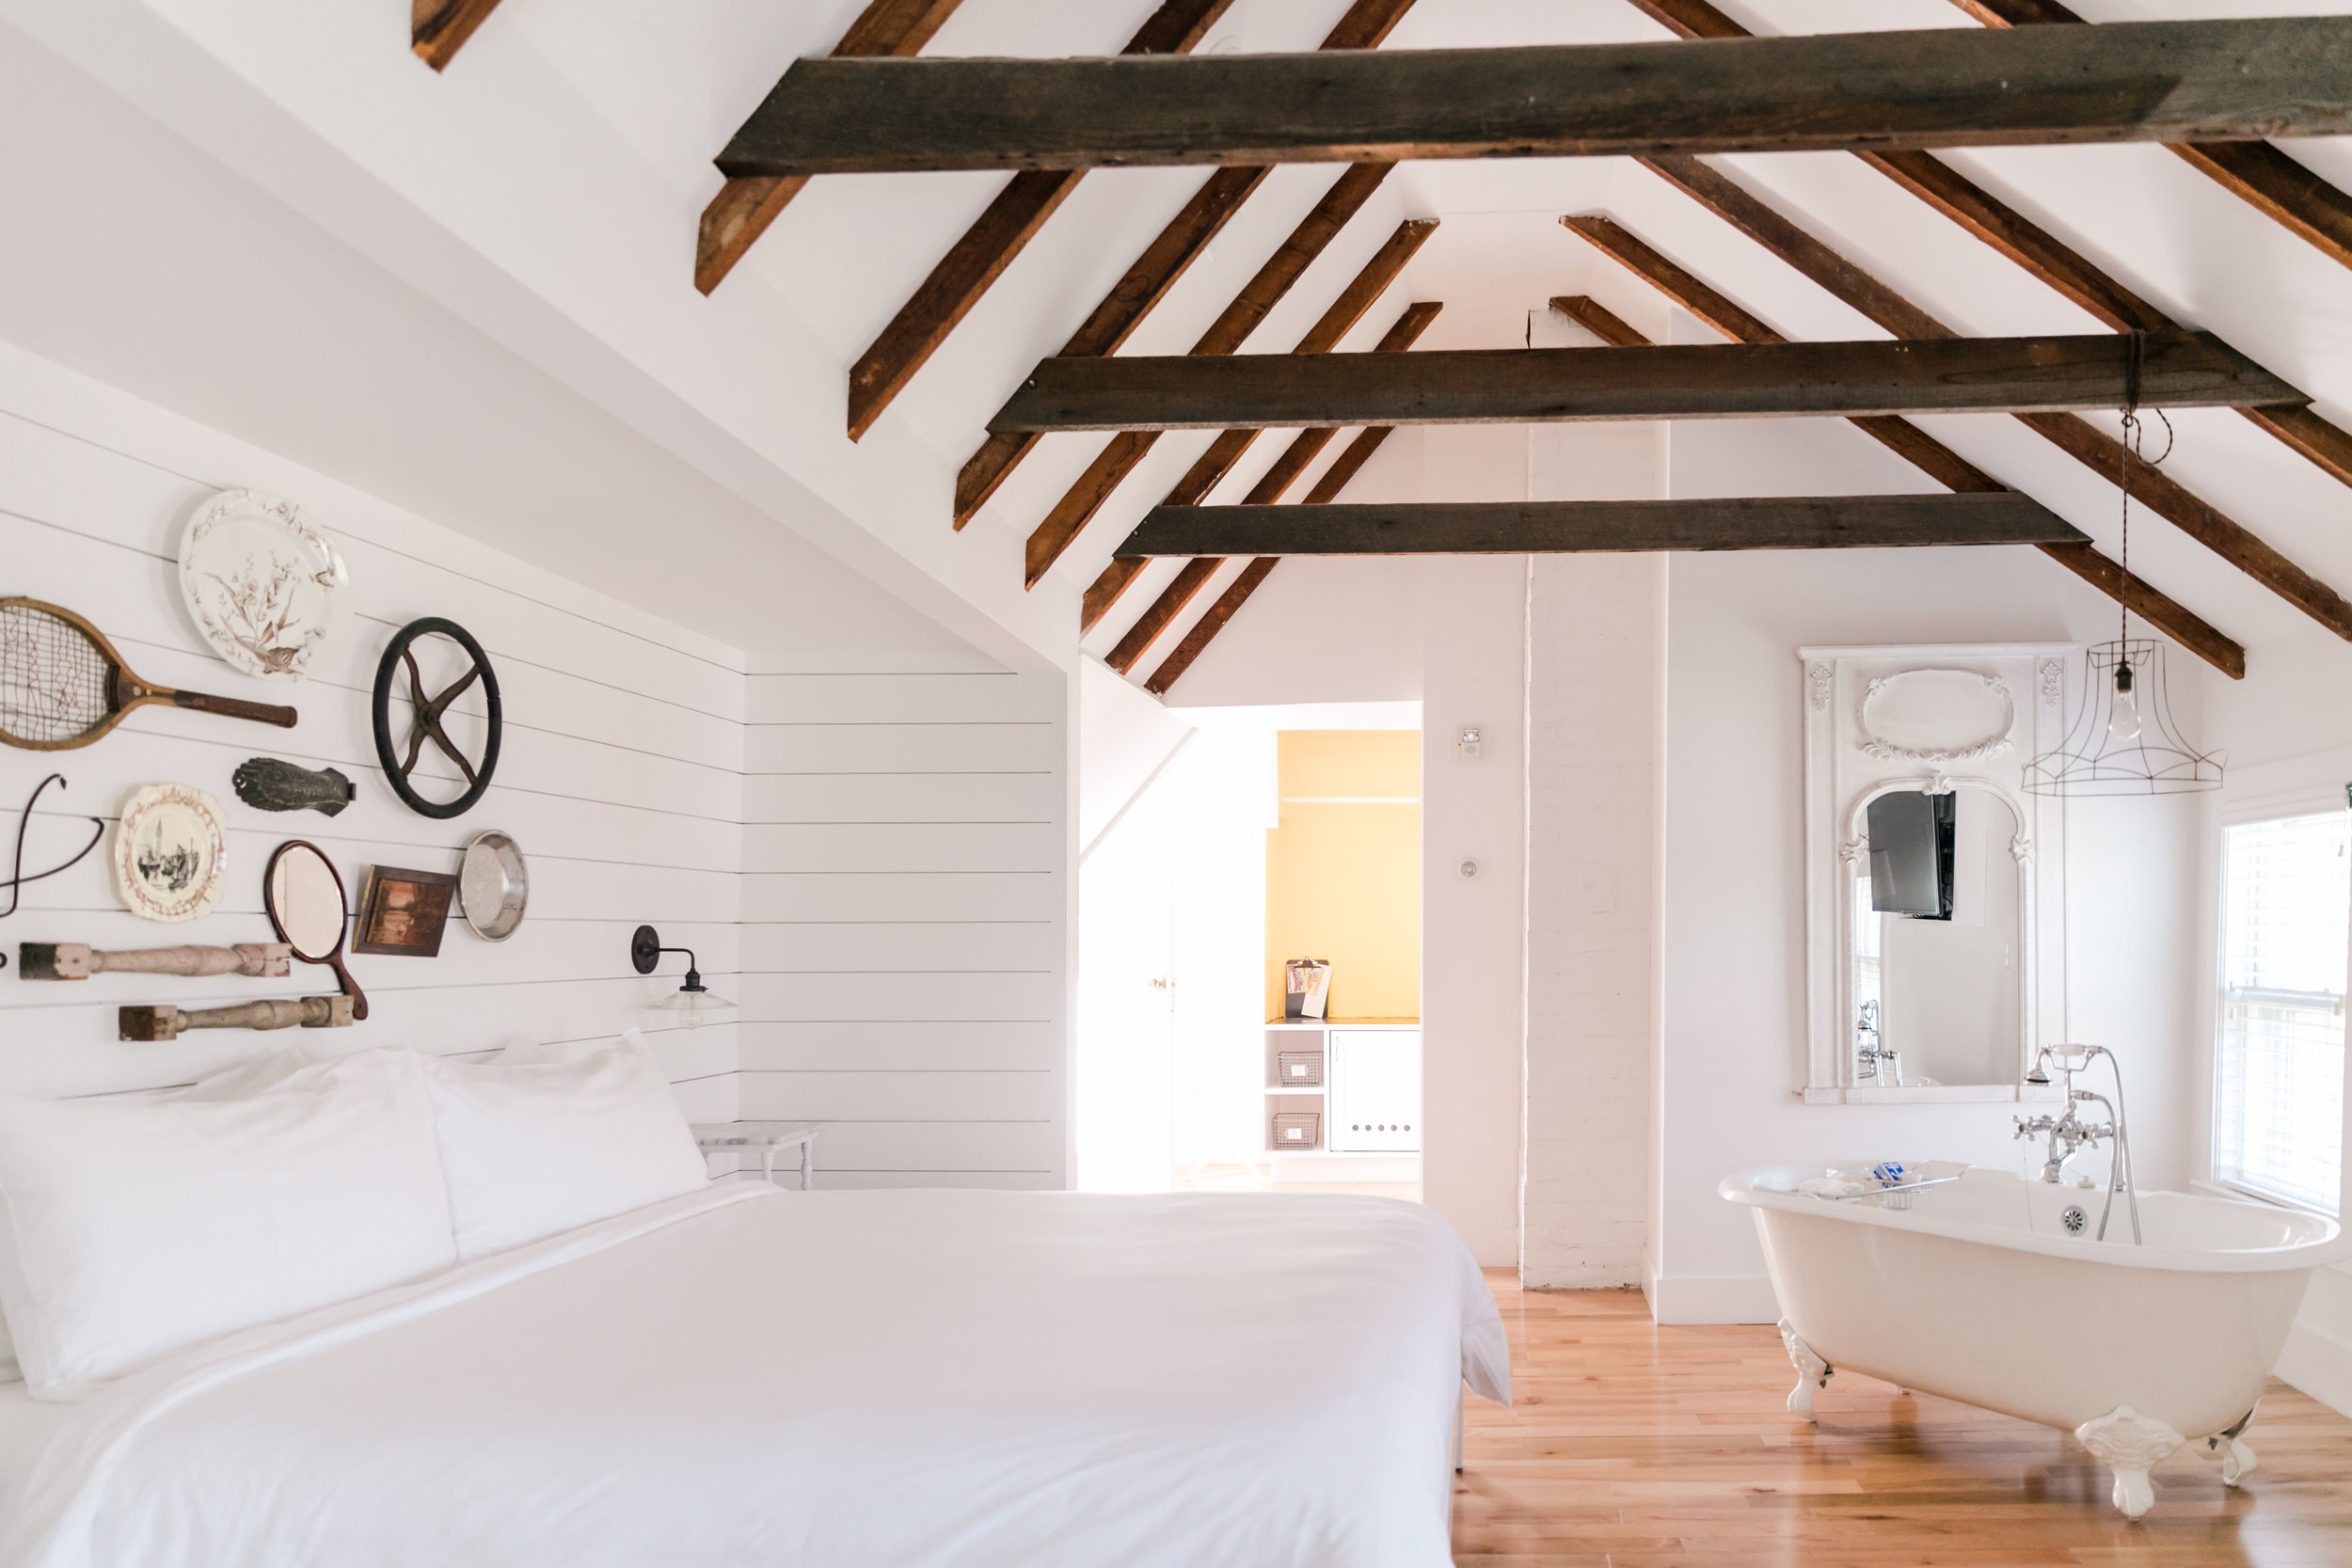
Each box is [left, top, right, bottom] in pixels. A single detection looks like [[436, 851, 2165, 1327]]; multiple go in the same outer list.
[[691, 1120, 821, 1190]]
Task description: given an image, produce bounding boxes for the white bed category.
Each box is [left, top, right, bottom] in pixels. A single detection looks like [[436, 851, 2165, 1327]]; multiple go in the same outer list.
[[0, 1184, 1508, 1568]]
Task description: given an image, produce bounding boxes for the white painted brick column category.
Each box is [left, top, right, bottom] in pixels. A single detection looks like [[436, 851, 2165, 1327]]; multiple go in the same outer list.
[[1519, 553, 1666, 1288]]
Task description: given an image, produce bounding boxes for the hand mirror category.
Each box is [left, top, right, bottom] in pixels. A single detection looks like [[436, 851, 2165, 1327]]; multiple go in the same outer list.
[[264, 840, 367, 1021]]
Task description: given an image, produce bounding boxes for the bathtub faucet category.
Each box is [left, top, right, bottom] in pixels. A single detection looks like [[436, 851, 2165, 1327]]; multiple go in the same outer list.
[[2013, 1104, 2113, 1184], [2018, 1046, 2142, 1243]]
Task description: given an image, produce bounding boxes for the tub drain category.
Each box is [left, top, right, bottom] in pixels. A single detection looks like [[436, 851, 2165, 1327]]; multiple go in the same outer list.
[[2061, 1204, 2088, 1235]]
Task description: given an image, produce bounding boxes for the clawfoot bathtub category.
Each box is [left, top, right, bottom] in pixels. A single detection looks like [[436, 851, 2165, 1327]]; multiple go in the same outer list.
[[1723, 1165, 2349, 1517]]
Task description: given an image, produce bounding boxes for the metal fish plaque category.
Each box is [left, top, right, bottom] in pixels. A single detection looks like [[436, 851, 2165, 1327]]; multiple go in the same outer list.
[[232, 757, 355, 816]]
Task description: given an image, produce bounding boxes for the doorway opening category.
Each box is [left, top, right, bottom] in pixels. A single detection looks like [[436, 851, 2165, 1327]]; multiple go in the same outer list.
[[1075, 702, 1422, 1200]]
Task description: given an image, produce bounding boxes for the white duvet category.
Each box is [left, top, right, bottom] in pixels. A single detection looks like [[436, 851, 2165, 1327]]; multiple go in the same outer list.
[[2, 1186, 1508, 1568]]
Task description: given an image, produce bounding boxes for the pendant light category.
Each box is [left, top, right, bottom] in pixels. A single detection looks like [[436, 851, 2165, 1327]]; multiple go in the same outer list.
[[2025, 332, 2223, 798]]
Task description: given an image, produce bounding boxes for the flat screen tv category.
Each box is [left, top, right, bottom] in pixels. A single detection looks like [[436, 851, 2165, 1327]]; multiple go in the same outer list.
[[1866, 790, 1955, 921]]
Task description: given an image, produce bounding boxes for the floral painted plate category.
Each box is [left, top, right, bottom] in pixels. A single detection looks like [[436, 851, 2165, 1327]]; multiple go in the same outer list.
[[178, 489, 349, 681], [112, 784, 228, 924]]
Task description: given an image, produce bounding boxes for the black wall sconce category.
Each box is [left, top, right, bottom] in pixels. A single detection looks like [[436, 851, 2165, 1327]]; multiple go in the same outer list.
[[629, 925, 733, 1030]]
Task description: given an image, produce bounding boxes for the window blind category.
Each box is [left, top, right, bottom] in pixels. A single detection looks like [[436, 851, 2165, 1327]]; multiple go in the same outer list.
[[2215, 810, 2349, 1214]]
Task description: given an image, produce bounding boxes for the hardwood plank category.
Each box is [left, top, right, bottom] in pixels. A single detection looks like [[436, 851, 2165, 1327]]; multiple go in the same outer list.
[[843, 0, 1236, 441], [1455, 1281, 2352, 1564], [1105, 557, 1221, 673], [1548, 295, 1646, 349], [1609, 167, 2352, 643], [1022, 162, 1393, 588], [950, 0, 1422, 528], [1141, 558, 1278, 696], [1120, 494, 2089, 558], [411, 0, 502, 71], [1569, 228, 2247, 678], [995, 330, 2296, 433], [715, 20, 2352, 178], [1152, 224, 1437, 506], [693, 0, 967, 296]]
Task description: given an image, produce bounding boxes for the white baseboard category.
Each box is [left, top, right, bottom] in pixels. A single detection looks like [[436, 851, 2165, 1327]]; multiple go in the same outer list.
[[2278, 1320, 2352, 1420], [1646, 1274, 1782, 1325]]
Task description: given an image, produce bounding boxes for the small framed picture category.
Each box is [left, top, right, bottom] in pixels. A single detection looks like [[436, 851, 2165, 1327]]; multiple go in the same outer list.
[[355, 865, 459, 958]]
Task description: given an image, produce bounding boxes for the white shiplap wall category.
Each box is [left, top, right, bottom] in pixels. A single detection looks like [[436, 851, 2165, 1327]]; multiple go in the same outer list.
[[0, 343, 745, 1115], [738, 670, 1068, 1188]]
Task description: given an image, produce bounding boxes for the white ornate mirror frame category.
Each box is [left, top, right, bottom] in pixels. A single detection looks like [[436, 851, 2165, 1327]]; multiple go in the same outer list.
[[1799, 644, 2076, 1104]]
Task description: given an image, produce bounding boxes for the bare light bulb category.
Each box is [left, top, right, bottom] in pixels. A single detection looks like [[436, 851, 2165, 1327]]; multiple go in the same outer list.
[[2106, 662, 2142, 744]]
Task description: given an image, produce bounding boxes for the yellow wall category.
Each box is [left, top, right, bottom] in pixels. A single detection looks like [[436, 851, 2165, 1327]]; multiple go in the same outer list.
[[1265, 731, 1422, 1021]]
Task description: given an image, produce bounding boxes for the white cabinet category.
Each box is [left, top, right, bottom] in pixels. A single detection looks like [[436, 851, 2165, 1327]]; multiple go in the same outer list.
[[1329, 1029, 1422, 1151], [1263, 1022, 1420, 1156]]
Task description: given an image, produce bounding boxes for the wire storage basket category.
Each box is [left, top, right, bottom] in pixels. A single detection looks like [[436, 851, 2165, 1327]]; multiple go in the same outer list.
[[1276, 1051, 1323, 1086], [1271, 1111, 1321, 1149]]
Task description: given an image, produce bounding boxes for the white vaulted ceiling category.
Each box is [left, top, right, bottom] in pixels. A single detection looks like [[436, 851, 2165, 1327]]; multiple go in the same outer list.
[[1, 0, 2347, 683]]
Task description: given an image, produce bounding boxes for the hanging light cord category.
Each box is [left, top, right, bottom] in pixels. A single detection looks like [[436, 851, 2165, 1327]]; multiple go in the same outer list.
[[2113, 329, 2175, 651]]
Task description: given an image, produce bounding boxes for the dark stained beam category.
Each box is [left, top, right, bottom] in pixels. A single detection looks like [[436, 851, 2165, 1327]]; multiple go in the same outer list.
[[1947, 0, 2352, 275], [412, 0, 502, 71], [1153, 230, 1438, 508], [1621, 165, 2352, 645], [1023, 163, 1394, 588], [1549, 294, 1647, 349], [718, 20, 2352, 179], [1086, 301, 1443, 641], [1143, 559, 1279, 697], [843, 0, 1236, 441], [1565, 217, 2246, 678], [994, 329, 2296, 434], [1120, 494, 2090, 558], [953, 0, 1422, 527], [1131, 418, 1405, 694], [695, 0, 967, 295], [1628, 3, 2352, 491]]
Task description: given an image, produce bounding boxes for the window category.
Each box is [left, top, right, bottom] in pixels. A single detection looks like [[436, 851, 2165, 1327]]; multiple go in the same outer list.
[[2215, 809, 2349, 1214]]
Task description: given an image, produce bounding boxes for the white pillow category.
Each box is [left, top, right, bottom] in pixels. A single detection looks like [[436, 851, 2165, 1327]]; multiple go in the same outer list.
[[0, 1049, 456, 1400], [419, 1030, 707, 1260]]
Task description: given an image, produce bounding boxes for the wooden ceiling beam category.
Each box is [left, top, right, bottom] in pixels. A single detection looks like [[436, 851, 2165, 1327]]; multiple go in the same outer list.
[[1565, 216, 2248, 676], [1105, 559, 1223, 673], [1087, 300, 1442, 644], [412, 0, 504, 71], [1141, 559, 1279, 696], [954, 0, 1422, 527], [1135, 420, 1403, 694], [1118, 494, 2090, 558], [1153, 232, 1438, 508], [717, 19, 2352, 179], [1627, 2, 2352, 487], [1549, 294, 1646, 349], [843, 0, 1237, 441], [1620, 165, 2352, 644], [995, 329, 2296, 434], [694, 0, 968, 296], [1948, 0, 2352, 275], [1022, 162, 1395, 589]]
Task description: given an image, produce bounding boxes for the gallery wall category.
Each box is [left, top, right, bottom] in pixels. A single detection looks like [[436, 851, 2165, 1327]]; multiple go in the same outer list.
[[0, 341, 744, 1115]]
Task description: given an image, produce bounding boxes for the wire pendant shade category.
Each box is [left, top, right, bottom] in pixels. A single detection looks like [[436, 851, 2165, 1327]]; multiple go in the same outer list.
[[2025, 639, 2222, 796]]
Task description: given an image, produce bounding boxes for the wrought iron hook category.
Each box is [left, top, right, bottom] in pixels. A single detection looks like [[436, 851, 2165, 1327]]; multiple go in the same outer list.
[[2, 775, 107, 944]]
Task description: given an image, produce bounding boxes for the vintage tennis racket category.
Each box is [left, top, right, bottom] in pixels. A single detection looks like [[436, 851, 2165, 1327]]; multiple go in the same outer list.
[[0, 597, 297, 752]]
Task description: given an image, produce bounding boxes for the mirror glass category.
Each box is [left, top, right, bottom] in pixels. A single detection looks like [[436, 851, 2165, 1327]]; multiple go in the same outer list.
[[1851, 790, 2023, 1087], [268, 844, 347, 960]]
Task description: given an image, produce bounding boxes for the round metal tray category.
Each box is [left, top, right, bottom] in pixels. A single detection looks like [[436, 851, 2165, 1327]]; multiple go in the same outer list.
[[457, 829, 528, 942]]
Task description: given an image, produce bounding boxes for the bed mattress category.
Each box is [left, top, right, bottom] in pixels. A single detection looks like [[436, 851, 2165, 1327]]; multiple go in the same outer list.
[[1, 1186, 1507, 1568]]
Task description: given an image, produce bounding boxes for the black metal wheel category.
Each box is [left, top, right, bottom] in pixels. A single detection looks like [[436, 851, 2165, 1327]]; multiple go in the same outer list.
[[373, 617, 501, 820]]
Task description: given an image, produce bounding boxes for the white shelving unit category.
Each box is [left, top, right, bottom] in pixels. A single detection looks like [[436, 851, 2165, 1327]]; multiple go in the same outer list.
[[1263, 1020, 1421, 1181]]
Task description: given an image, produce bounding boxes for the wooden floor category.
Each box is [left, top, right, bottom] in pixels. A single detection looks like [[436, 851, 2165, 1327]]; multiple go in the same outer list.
[[1455, 1273, 2352, 1567]]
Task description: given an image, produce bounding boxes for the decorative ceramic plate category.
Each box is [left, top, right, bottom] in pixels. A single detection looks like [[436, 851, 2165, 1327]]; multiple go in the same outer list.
[[178, 489, 348, 681], [112, 784, 229, 924], [457, 829, 529, 942]]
